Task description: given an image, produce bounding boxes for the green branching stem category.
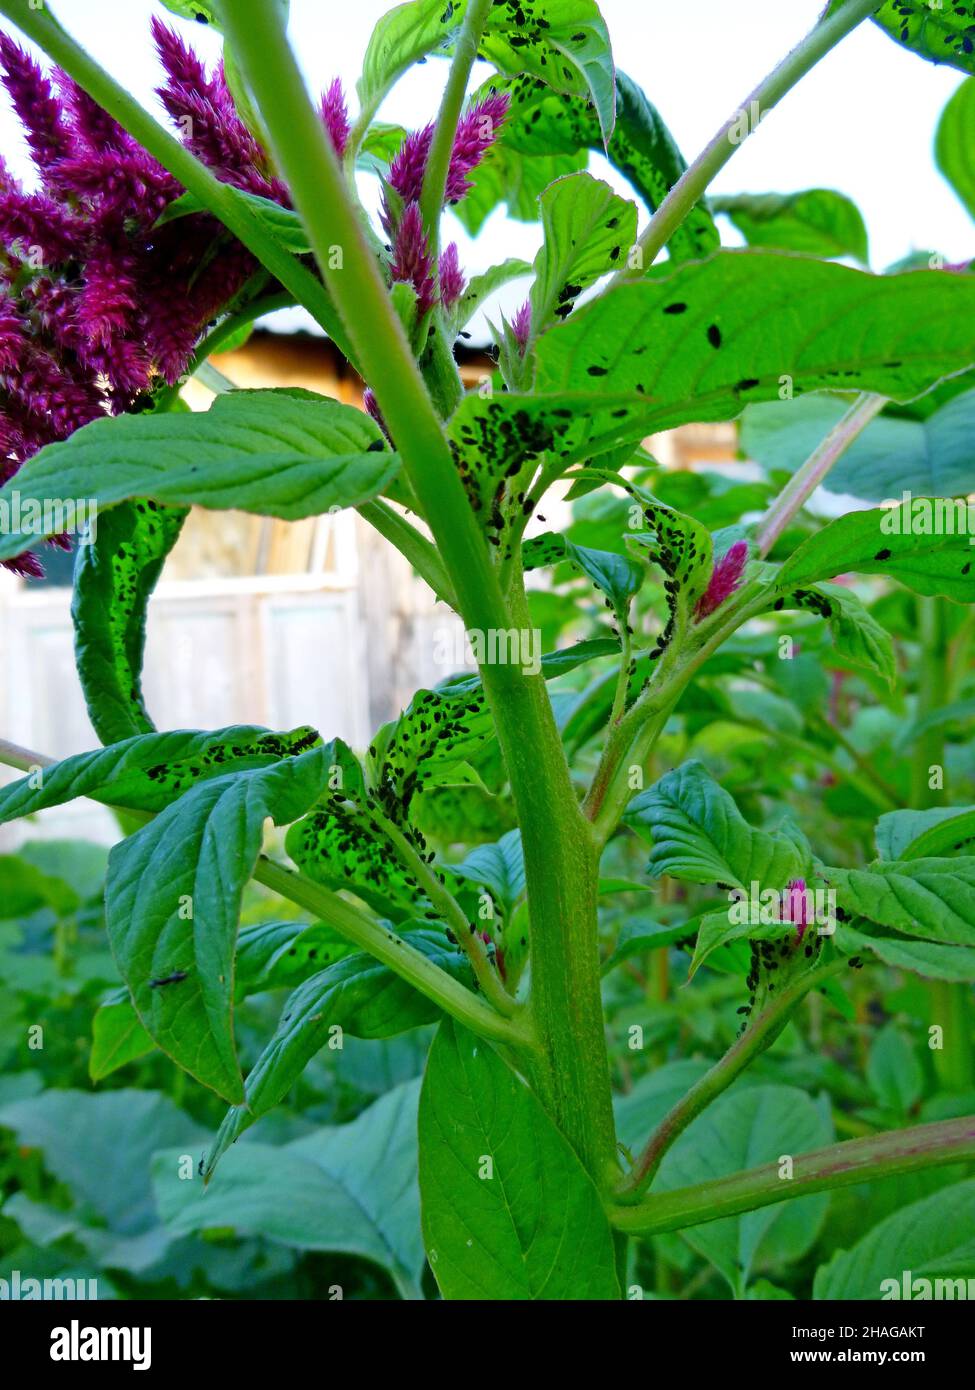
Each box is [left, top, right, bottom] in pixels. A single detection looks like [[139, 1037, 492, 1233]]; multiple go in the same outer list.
[[617, 957, 848, 1201], [584, 585, 770, 845], [356, 500, 458, 608], [0, 4, 353, 357], [755, 392, 887, 556], [612, 1114, 975, 1236], [611, 0, 882, 279], [419, 0, 493, 251], [253, 857, 530, 1046], [366, 805, 517, 1015]]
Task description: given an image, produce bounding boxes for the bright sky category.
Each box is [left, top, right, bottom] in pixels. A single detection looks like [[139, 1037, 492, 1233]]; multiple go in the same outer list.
[[1, 0, 971, 335]]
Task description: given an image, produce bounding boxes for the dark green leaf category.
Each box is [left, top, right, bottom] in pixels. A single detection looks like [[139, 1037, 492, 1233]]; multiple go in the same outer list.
[[741, 389, 975, 502], [654, 1085, 832, 1297], [814, 1180, 975, 1299], [534, 252, 975, 430], [418, 1019, 620, 1299], [204, 930, 467, 1176], [157, 1079, 424, 1298], [0, 390, 397, 563], [72, 500, 186, 745], [529, 173, 637, 336], [776, 501, 975, 602], [625, 760, 808, 891], [0, 725, 321, 823], [712, 190, 869, 262], [105, 746, 334, 1101], [826, 858, 975, 945], [936, 78, 975, 219]]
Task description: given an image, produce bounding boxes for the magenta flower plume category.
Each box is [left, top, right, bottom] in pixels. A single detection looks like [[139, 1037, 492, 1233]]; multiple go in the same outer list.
[[445, 91, 509, 202], [391, 202, 436, 317], [511, 298, 532, 352], [782, 878, 811, 942], [320, 78, 350, 157], [438, 242, 465, 309], [388, 125, 434, 206], [0, 35, 69, 182], [388, 92, 508, 211], [694, 540, 748, 621], [151, 19, 286, 202]]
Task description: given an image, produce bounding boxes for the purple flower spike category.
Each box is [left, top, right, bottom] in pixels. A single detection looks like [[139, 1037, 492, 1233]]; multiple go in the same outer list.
[[0, 35, 69, 180], [694, 539, 748, 621], [388, 125, 434, 206], [438, 242, 465, 309], [511, 298, 532, 352], [320, 78, 350, 157], [445, 91, 509, 203], [391, 202, 436, 318]]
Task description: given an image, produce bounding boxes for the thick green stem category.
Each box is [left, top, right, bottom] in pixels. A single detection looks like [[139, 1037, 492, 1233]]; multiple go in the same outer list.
[[612, 1114, 975, 1236], [618, 958, 847, 1199], [756, 393, 887, 556], [419, 0, 492, 250], [176, 0, 616, 1184], [613, 0, 882, 277], [0, 4, 350, 354]]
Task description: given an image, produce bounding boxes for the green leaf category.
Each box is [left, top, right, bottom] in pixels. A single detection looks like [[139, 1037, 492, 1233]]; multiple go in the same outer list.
[[534, 252, 975, 430], [826, 858, 975, 945], [687, 911, 794, 981], [72, 500, 186, 745], [0, 725, 321, 823], [0, 1088, 207, 1236], [869, 1, 975, 77], [875, 806, 975, 860], [776, 502, 975, 603], [156, 1082, 425, 1298], [625, 760, 808, 892], [357, 0, 463, 118], [359, 0, 616, 142], [741, 389, 975, 503], [867, 1024, 923, 1113], [447, 830, 525, 920], [771, 583, 896, 687], [418, 1019, 620, 1299], [89, 990, 155, 1081], [105, 745, 335, 1102], [447, 392, 659, 542], [936, 79, 975, 219], [494, 69, 719, 263], [529, 173, 638, 336], [712, 190, 869, 262], [840, 922, 975, 983], [814, 1179, 975, 1299], [203, 929, 466, 1176], [601, 918, 694, 976], [0, 390, 397, 563], [480, 0, 616, 145], [523, 530, 644, 613], [654, 1085, 833, 1297]]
